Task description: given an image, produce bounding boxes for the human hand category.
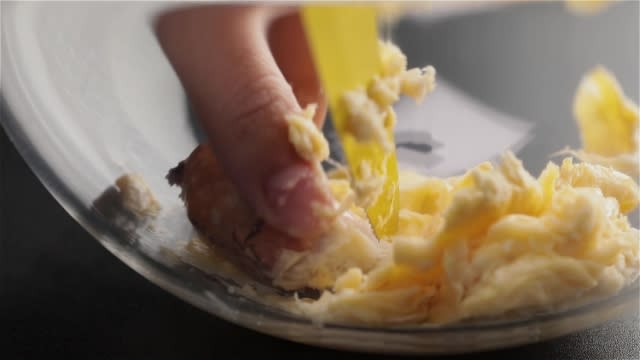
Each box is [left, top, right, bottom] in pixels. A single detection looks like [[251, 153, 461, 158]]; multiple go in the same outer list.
[[155, 5, 337, 241]]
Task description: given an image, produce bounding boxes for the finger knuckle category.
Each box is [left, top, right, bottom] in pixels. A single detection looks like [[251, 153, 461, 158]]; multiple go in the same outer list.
[[225, 73, 292, 138]]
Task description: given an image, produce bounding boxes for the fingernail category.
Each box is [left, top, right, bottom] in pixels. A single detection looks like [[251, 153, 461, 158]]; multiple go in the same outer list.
[[264, 164, 337, 240]]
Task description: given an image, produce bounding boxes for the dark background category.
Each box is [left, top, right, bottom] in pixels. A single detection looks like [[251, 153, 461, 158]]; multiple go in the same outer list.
[[2, 1, 639, 359]]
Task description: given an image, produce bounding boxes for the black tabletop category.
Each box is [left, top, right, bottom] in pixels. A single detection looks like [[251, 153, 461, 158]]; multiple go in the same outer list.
[[2, 2, 639, 358]]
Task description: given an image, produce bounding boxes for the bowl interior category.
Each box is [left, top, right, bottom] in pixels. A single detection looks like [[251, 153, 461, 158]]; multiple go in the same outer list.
[[1, 1, 638, 354]]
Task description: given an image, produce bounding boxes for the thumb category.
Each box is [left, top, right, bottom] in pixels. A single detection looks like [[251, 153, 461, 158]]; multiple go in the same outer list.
[[155, 5, 337, 240]]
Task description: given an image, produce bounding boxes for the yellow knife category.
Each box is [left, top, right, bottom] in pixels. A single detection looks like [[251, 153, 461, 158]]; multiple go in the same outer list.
[[301, 5, 399, 238]]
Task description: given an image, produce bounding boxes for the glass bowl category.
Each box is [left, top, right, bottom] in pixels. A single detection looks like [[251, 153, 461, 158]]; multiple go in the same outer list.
[[2, 1, 638, 354]]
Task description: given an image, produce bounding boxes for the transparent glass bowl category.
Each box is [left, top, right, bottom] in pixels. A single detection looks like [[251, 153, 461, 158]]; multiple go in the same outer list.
[[2, 1, 638, 354]]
